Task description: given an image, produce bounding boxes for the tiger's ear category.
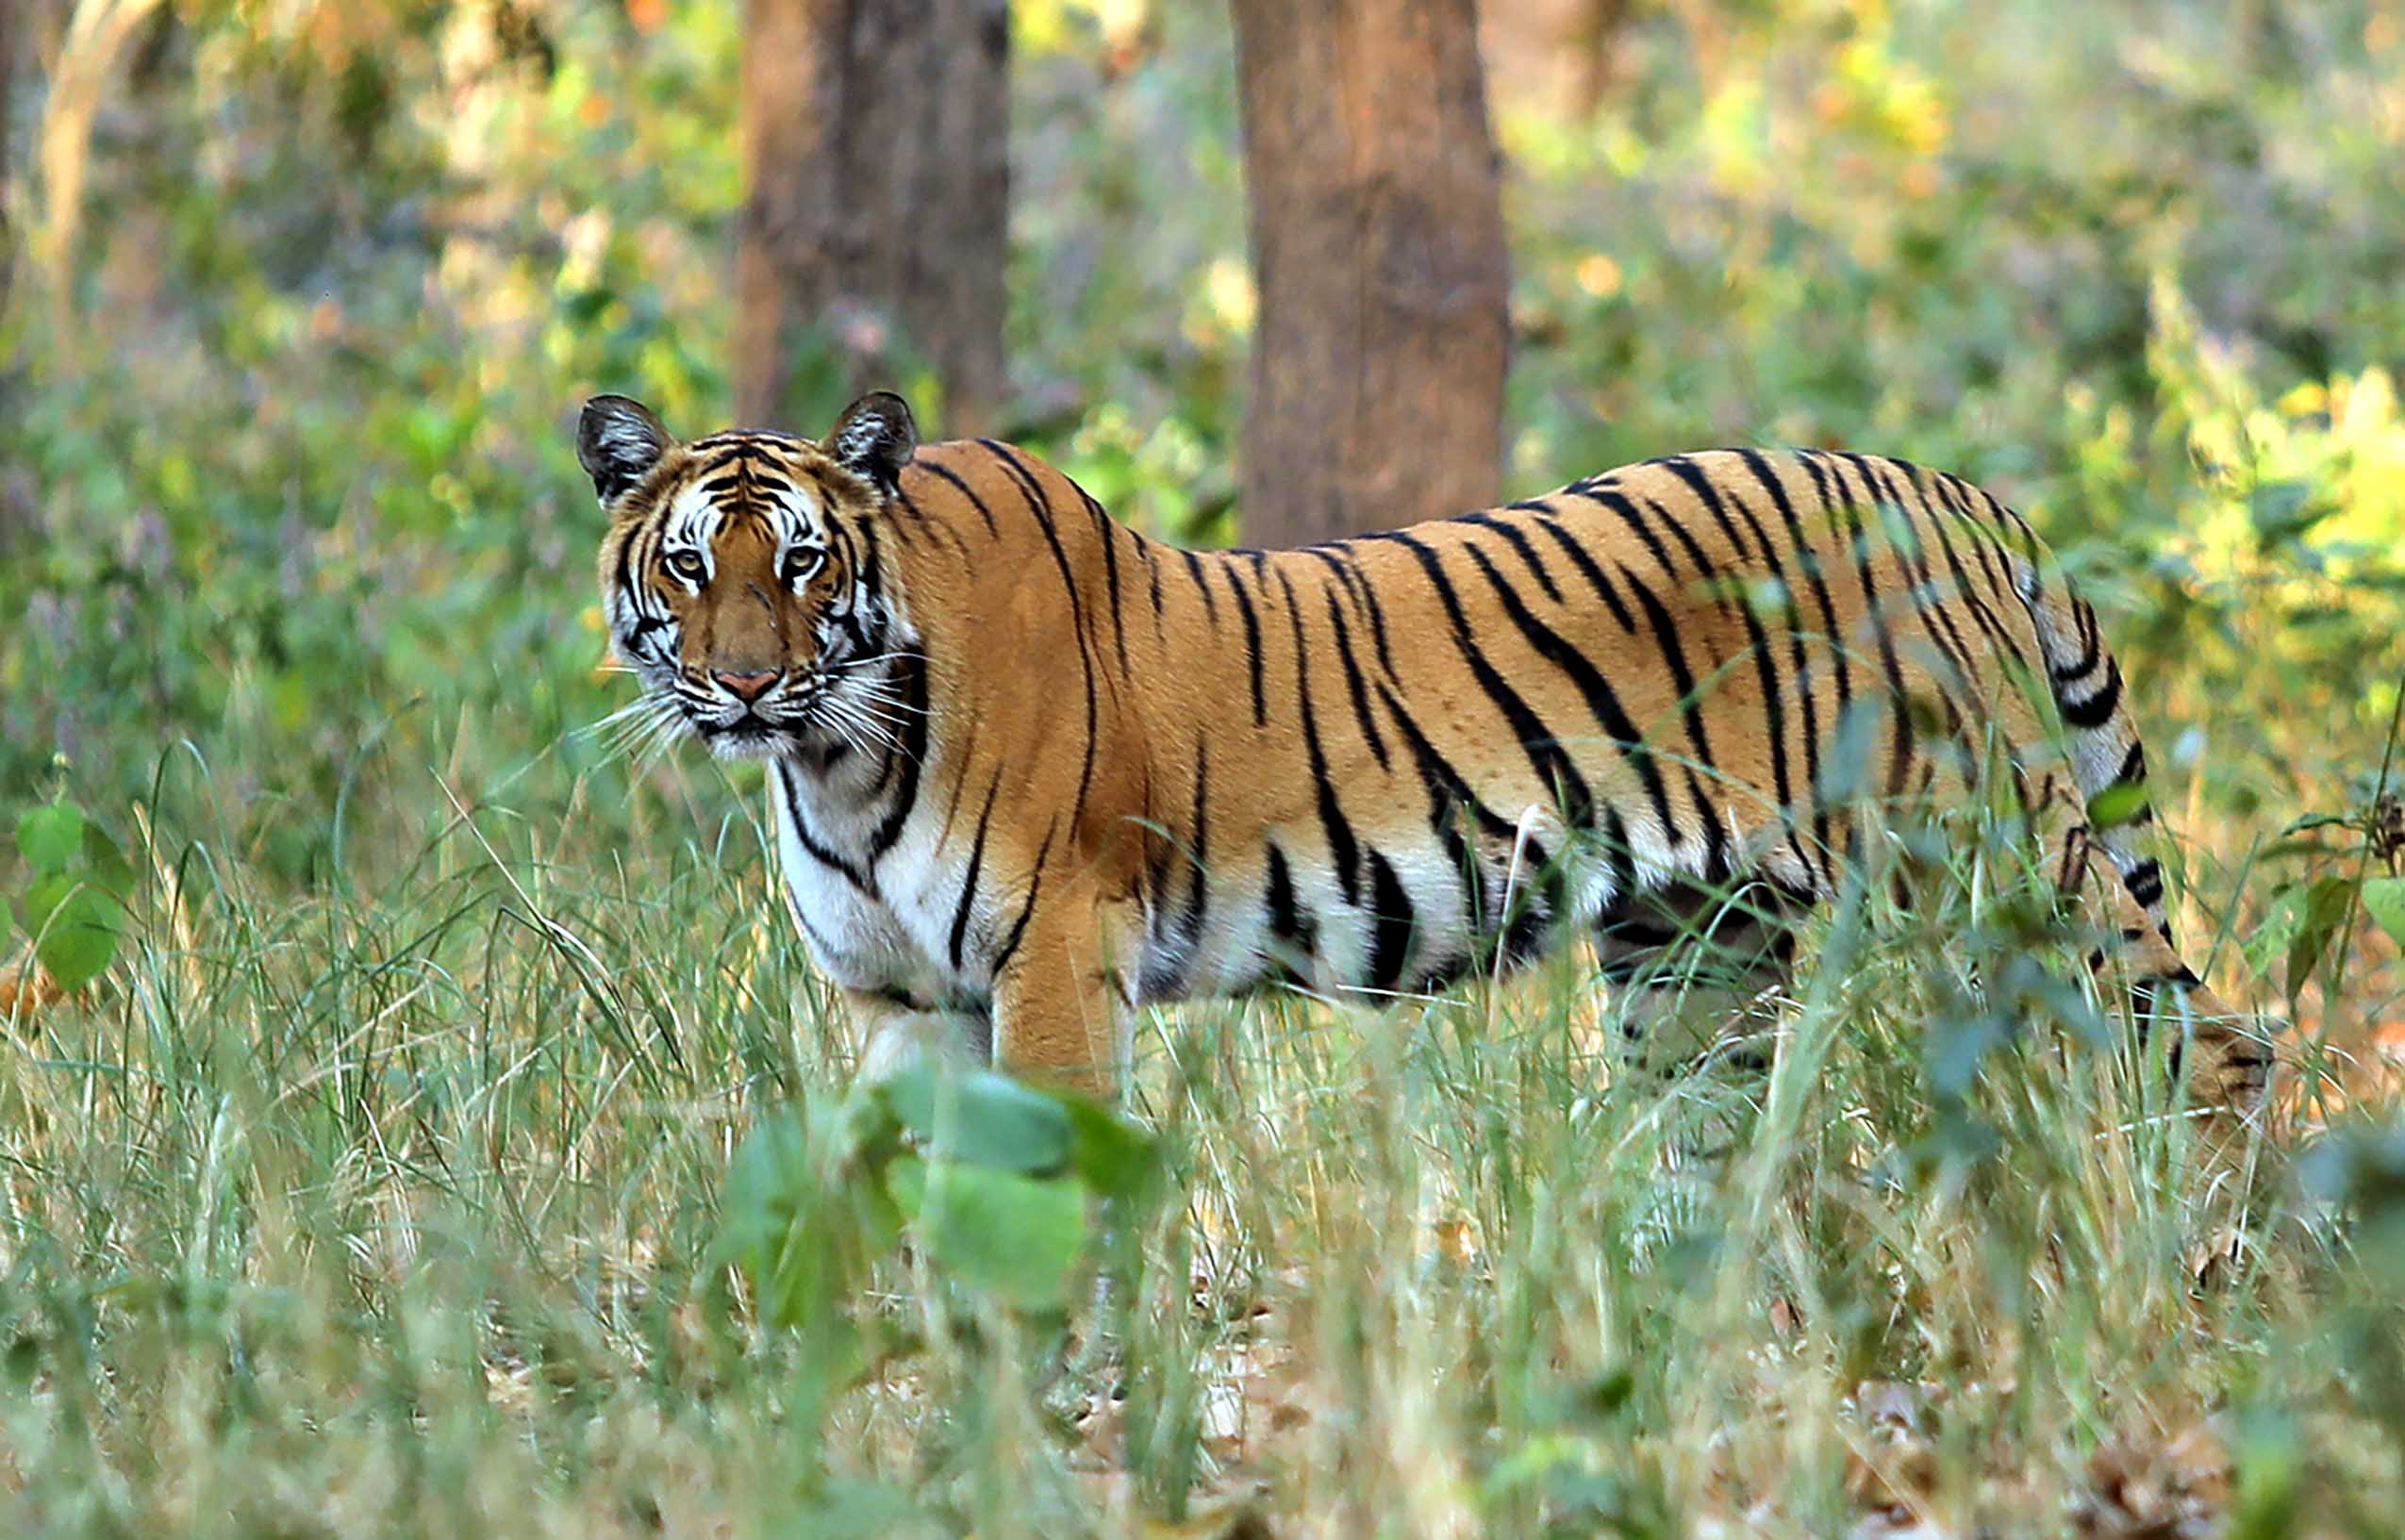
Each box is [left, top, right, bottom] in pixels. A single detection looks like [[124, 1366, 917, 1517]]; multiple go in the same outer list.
[[826, 390, 917, 491], [577, 395, 674, 504]]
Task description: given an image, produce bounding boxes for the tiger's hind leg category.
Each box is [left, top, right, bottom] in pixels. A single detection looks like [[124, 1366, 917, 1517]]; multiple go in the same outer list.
[[1594, 876, 1806, 1238], [1595, 877, 1806, 1079]]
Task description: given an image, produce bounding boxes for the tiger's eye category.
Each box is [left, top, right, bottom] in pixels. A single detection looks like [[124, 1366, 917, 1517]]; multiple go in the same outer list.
[[665, 549, 705, 582], [783, 547, 824, 586]]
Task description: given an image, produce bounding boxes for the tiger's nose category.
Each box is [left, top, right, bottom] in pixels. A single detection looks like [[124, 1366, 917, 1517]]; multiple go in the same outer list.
[[713, 669, 781, 703]]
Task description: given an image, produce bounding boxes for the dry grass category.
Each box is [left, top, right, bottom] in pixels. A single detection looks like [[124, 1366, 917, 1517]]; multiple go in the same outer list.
[[3, 728, 2402, 1539]]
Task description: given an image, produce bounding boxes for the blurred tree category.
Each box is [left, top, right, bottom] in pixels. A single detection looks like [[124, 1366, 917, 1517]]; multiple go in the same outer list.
[[1231, 0, 1509, 544], [1481, 0, 1629, 121], [0, 0, 17, 328], [735, 0, 1010, 437]]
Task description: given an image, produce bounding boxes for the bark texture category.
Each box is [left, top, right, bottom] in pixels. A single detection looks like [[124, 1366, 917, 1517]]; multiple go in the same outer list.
[[1232, 0, 1511, 546], [1480, 0, 1628, 120], [0, 0, 21, 326], [735, 0, 1010, 436]]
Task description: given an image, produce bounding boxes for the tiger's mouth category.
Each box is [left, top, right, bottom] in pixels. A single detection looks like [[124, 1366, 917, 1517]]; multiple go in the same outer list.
[[701, 715, 785, 758], [684, 671, 853, 760], [614, 647, 909, 767]]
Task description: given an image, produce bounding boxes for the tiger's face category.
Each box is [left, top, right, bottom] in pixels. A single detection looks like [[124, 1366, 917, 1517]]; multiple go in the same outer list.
[[579, 391, 918, 761]]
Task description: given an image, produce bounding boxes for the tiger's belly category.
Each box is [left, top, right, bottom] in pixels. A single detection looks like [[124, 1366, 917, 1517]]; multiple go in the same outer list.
[[1131, 806, 1642, 1006]]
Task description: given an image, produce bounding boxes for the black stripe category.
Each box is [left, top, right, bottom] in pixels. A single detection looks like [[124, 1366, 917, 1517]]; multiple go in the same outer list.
[[1526, 513, 1638, 632], [949, 770, 1003, 970], [2059, 662, 2123, 728], [2125, 858, 2164, 907], [1319, 581, 1392, 773], [1736, 448, 1853, 887], [1638, 492, 1728, 584], [852, 515, 887, 603], [2115, 739, 2147, 786], [1264, 840, 1318, 971], [1844, 454, 1985, 700], [866, 648, 930, 864], [1567, 483, 1685, 585], [1878, 459, 1992, 701], [1179, 741, 1213, 952], [1283, 569, 1362, 904], [1599, 804, 1640, 913], [1365, 848, 1416, 993], [1660, 455, 1803, 875], [2052, 594, 2107, 687], [1686, 767, 1732, 883], [1223, 558, 1269, 728], [1458, 513, 1565, 603], [1077, 486, 1134, 674], [935, 718, 987, 845], [1335, 546, 1403, 680], [1920, 471, 2031, 631], [1616, 566, 1719, 826], [1181, 547, 1221, 625], [610, 521, 645, 615], [1139, 534, 1167, 638], [1456, 541, 1672, 839], [1358, 531, 1595, 825], [916, 459, 1001, 537], [775, 759, 873, 893], [894, 487, 973, 557], [1886, 457, 2021, 682], [980, 442, 1103, 831], [989, 821, 1059, 979], [1300, 543, 1398, 673], [1801, 451, 1916, 801], [1374, 682, 1520, 849]]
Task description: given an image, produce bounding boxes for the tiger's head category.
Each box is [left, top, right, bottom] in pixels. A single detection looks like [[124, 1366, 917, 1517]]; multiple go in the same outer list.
[[578, 389, 918, 761]]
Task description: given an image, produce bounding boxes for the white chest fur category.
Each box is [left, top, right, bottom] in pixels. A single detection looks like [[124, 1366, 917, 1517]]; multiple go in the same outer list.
[[764, 760, 945, 1001]]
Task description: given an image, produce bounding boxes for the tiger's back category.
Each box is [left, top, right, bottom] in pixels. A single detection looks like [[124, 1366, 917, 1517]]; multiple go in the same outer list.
[[896, 445, 2090, 998]]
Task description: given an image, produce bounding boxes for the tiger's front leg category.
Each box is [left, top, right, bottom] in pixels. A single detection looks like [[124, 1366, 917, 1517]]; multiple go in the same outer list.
[[843, 986, 991, 1083], [989, 874, 1133, 1101]]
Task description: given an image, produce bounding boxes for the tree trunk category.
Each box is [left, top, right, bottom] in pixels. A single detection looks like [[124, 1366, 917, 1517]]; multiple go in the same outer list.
[[1231, 0, 1511, 546], [0, 0, 24, 327], [734, 0, 1010, 437], [1480, 0, 1628, 121]]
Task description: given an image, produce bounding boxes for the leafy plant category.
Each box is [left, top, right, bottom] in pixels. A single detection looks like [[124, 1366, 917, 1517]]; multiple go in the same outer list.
[[721, 1061, 1155, 1325], [8, 795, 133, 996]]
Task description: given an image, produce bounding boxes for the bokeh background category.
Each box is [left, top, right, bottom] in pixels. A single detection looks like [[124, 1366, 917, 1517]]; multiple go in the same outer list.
[[7, 2, 2402, 903], [5, 3, 2405, 1534]]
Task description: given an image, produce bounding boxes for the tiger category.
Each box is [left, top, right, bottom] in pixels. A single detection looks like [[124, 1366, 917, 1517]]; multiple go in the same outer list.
[[577, 389, 2271, 1130]]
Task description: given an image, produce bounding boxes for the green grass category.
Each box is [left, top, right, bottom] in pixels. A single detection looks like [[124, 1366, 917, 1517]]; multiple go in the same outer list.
[[4, 725, 2403, 1538]]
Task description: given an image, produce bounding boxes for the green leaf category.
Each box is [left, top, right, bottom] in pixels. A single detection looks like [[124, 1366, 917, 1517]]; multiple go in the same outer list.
[[2279, 811, 2354, 836], [2363, 877, 2405, 949], [79, 820, 136, 901], [782, 1477, 921, 1540], [885, 1156, 1087, 1310], [16, 803, 86, 876], [1058, 1092, 1158, 1201], [2246, 479, 2324, 548], [25, 875, 120, 993], [2283, 875, 2358, 1002], [877, 1064, 1074, 1174], [2242, 885, 2301, 981], [718, 1108, 840, 1331], [2084, 781, 2152, 832]]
